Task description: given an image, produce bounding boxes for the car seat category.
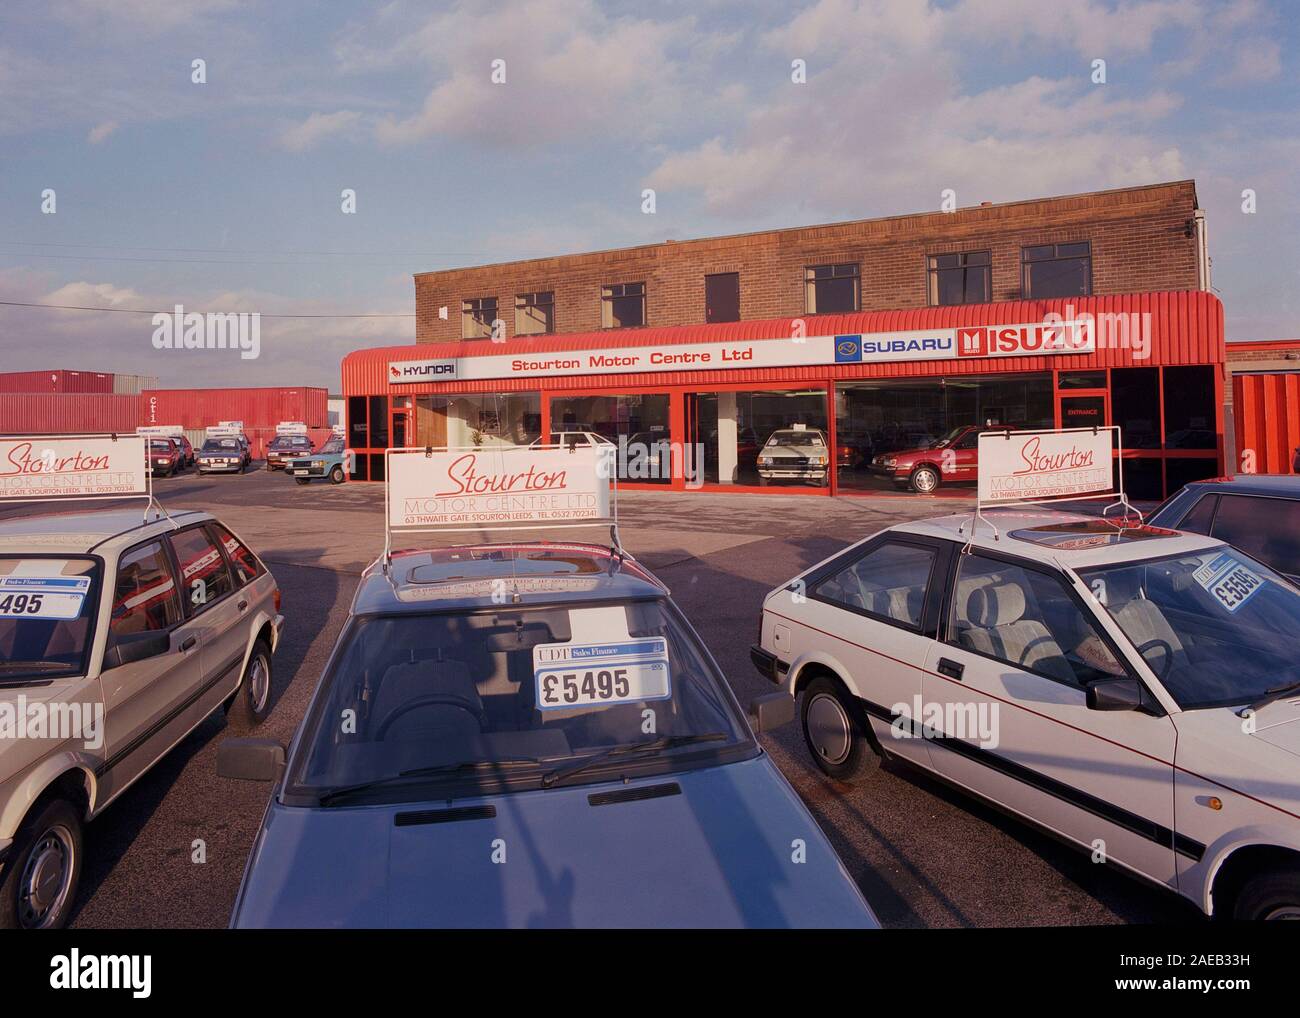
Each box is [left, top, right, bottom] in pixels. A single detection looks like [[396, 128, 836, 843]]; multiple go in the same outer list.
[[959, 582, 1074, 682], [371, 659, 486, 743]]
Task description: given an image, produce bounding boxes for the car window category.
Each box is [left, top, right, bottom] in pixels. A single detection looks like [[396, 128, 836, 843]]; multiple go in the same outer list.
[[948, 554, 1124, 686], [210, 523, 261, 587], [955, 431, 979, 450], [1210, 495, 1300, 577], [0, 556, 100, 680], [814, 541, 935, 628], [169, 526, 233, 615], [110, 542, 181, 637], [1175, 492, 1217, 535]]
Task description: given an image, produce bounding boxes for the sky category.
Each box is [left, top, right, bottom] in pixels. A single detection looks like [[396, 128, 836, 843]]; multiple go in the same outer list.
[[0, 0, 1296, 390]]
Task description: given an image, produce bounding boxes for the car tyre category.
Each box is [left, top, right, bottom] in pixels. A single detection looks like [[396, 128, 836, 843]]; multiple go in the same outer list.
[[0, 797, 83, 930], [800, 675, 879, 782], [329, 465, 345, 484], [1233, 865, 1300, 920], [295, 477, 311, 485], [909, 465, 940, 494], [225, 639, 273, 728]]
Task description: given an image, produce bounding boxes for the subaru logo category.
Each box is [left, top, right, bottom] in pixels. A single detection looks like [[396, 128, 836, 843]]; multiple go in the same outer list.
[[834, 335, 862, 362]]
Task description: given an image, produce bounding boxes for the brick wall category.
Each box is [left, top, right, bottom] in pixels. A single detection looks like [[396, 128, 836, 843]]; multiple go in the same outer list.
[[414, 180, 1201, 344]]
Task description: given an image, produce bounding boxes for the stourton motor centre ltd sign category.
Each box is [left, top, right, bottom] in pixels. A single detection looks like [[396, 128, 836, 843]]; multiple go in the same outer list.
[[0, 435, 149, 501], [387, 319, 1096, 383]]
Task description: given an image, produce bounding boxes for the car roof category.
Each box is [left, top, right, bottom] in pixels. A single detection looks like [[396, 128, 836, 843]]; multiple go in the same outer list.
[[353, 541, 668, 615], [894, 507, 1225, 570], [1175, 474, 1300, 498], [0, 507, 211, 555]]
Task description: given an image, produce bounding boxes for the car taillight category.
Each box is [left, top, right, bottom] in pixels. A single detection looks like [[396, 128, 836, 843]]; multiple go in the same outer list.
[[274, 588, 281, 613]]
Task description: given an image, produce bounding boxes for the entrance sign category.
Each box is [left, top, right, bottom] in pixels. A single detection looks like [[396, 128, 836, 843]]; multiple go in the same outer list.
[[978, 428, 1114, 504], [0, 434, 150, 503]]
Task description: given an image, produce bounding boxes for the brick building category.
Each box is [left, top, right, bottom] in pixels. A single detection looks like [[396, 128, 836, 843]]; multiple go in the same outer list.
[[343, 180, 1223, 500]]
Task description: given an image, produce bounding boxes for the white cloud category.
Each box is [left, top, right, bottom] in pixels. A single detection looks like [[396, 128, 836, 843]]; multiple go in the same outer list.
[[279, 110, 363, 151], [87, 119, 119, 144]]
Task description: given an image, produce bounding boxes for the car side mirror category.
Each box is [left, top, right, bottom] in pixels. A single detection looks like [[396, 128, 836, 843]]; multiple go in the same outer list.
[[217, 738, 286, 782], [749, 692, 796, 732], [102, 629, 172, 670], [1086, 677, 1144, 712]]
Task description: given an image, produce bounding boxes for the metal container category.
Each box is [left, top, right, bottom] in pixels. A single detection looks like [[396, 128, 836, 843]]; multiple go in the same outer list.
[[0, 369, 115, 394], [139, 387, 329, 433], [0, 392, 140, 434]]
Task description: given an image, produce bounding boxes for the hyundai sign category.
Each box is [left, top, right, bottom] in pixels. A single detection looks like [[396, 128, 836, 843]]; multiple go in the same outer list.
[[389, 359, 457, 383]]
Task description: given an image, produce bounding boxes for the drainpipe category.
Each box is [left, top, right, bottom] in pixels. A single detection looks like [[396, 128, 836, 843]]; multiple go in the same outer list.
[[1193, 209, 1210, 291]]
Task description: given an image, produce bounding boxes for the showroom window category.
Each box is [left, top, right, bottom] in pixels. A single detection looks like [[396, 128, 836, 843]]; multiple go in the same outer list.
[[462, 296, 499, 340], [1110, 368, 1160, 450], [686, 388, 828, 487], [601, 282, 646, 328], [412, 393, 541, 449], [347, 395, 368, 449], [927, 251, 991, 306], [549, 393, 671, 484], [1162, 365, 1216, 450], [515, 291, 554, 336], [805, 264, 860, 314], [1021, 242, 1091, 299]]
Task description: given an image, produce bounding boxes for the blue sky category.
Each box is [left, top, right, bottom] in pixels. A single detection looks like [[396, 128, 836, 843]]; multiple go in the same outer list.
[[0, 0, 1296, 389]]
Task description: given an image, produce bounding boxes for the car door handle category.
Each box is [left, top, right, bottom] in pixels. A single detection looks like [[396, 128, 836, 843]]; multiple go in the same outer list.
[[179, 635, 197, 652], [937, 657, 964, 681], [237, 599, 249, 612]]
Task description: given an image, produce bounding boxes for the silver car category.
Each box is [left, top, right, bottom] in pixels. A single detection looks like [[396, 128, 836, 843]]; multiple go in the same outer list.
[[0, 508, 283, 928]]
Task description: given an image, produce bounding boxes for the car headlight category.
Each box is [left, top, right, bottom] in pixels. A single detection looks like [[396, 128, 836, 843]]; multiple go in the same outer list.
[[884, 457, 897, 467], [813, 455, 827, 465], [311, 460, 324, 468], [758, 456, 771, 466]]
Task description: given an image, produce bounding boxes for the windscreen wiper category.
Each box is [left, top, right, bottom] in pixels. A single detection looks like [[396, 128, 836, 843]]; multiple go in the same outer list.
[[317, 757, 543, 806], [540, 733, 728, 789], [1241, 680, 1300, 717]]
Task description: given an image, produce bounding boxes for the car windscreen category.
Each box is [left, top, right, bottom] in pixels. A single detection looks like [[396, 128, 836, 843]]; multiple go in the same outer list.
[[202, 439, 239, 451], [290, 599, 750, 803], [149, 440, 174, 452], [1079, 547, 1300, 709], [270, 436, 311, 449], [0, 557, 100, 683], [318, 439, 344, 454], [766, 431, 823, 447]]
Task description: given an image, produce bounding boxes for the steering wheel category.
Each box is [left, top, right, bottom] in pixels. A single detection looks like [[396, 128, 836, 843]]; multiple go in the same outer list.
[[374, 695, 484, 740], [1135, 638, 1175, 681]]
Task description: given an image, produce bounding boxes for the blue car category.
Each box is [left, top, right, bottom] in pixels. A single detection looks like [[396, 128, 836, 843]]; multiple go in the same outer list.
[[218, 542, 878, 928], [286, 435, 348, 484]]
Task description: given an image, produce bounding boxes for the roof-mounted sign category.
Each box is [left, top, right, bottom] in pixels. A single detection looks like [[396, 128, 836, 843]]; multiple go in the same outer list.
[[206, 424, 243, 437], [275, 421, 308, 435], [0, 433, 150, 504], [137, 425, 183, 438]]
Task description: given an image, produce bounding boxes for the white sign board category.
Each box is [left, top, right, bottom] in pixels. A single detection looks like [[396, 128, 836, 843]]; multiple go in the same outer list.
[[388, 320, 1095, 384], [137, 425, 183, 438], [387, 447, 611, 529], [0, 434, 149, 501], [218, 420, 244, 430], [977, 428, 1114, 504], [276, 421, 308, 435], [206, 425, 243, 437]]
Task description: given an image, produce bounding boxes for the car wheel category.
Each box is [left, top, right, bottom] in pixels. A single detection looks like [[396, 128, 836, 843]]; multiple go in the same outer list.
[[295, 477, 310, 485], [909, 465, 940, 494], [0, 797, 83, 930], [225, 639, 273, 728], [329, 465, 345, 484], [800, 675, 878, 782], [1233, 865, 1300, 920], [265, 462, 273, 471]]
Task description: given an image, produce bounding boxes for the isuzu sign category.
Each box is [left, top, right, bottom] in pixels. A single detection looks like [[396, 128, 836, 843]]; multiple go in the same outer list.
[[387, 446, 611, 529], [389, 359, 457, 383], [978, 427, 1114, 504], [0, 434, 148, 501]]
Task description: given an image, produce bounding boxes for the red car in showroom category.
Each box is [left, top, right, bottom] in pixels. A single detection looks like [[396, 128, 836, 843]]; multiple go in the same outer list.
[[869, 424, 995, 493]]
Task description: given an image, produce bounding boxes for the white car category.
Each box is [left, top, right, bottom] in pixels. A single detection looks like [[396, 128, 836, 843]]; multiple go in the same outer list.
[[757, 428, 830, 487], [751, 508, 1300, 920], [530, 431, 616, 451], [0, 508, 282, 928]]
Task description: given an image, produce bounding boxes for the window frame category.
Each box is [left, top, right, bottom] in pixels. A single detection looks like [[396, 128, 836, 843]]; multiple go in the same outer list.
[[164, 523, 237, 620], [926, 250, 991, 306], [804, 534, 949, 637], [804, 263, 861, 315], [600, 282, 646, 329], [514, 290, 555, 336], [1020, 241, 1093, 299], [108, 538, 184, 641], [461, 296, 499, 340]]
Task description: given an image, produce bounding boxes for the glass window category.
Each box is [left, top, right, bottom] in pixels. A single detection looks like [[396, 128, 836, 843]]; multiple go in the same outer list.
[[927, 251, 990, 306], [1175, 493, 1217, 535], [461, 296, 499, 340], [815, 542, 935, 628], [949, 555, 1124, 686], [1210, 496, 1300, 579], [601, 282, 645, 328], [170, 527, 233, 616], [688, 388, 828, 486], [1111, 368, 1160, 449], [805, 264, 859, 314], [211, 523, 262, 587], [1164, 457, 1220, 494], [1021, 242, 1091, 298], [110, 542, 181, 636], [1, 556, 99, 680], [1058, 371, 1107, 390], [368, 396, 389, 449], [514, 291, 554, 336], [347, 396, 368, 449], [1163, 366, 1216, 450], [705, 272, 740, 323], [413, 393, 541, 449], [550, 394, 671, 483]]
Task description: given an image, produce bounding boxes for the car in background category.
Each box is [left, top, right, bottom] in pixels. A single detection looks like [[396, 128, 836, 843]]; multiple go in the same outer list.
[[168, 435, 195, 469], [530, 431, 616, 451], [757, 427, 830, 487], [197, 436, 252, 474], [1147, 474, 1300, 583], [0, 508, 282, 928], [287, 435, 348, 485], [147, 437, 184, 477], [264, 434, 314, 471], [753, 508, 1300, 920], [869, 424, 990, 493], [220, 542, 877, 928]]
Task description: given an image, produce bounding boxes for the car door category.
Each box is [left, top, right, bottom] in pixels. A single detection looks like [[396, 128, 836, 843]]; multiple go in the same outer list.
[[920, 548, 1179, 889], [792, 536, 950, 768], [97, 538, 205, 798], [947, 429, 980, 482], [167, 523, 245, 712]]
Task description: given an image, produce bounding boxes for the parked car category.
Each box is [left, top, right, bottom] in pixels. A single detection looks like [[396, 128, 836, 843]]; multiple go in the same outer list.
[[220, 542, 877, 928], [0, 508, 282, 928], [147, 437, 183, 477], [264, 434, 314, 471], [757, 427, 830, 487], [197, 436, 251, 474], [287, 436, 348, 485], [1147, 474, 1300, 583], [170, 435, 195, 469], [530, 431, 616, 451], [753, 508, 1300, 920], [869, 424, 990, 493]]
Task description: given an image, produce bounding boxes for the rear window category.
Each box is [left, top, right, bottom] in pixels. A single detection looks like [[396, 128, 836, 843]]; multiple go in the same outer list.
[[0, 557, 100, 682]]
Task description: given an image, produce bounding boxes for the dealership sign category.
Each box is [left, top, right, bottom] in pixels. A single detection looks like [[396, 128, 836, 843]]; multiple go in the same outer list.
[[978, 427, 1114, 504], [388, 320, 1094, 385], [0, 434, 149, 501], [387, 446, 611, 529]]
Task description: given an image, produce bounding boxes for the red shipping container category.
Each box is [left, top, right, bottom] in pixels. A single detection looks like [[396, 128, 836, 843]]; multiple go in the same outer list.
[[0, 369, 115, 394], [139, 387, 328, 433], [0, 392, 140, 434]]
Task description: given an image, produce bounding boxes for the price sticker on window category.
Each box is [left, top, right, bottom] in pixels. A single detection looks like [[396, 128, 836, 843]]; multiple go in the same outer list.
[[533, 638, 671, 711], [0, 576, 91, 620], [1193, 552, 1265, 614]]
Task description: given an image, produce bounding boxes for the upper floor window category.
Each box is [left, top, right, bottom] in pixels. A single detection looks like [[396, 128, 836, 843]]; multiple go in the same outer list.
[[461, 296, 499, 340], [602, 282, 645, 328], [928, 251, 991, 306], [705, 272, 740, 323], [514, 291, 554, 336], [805, 263, 859, 314], [1021, 242, 1091, 299]]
